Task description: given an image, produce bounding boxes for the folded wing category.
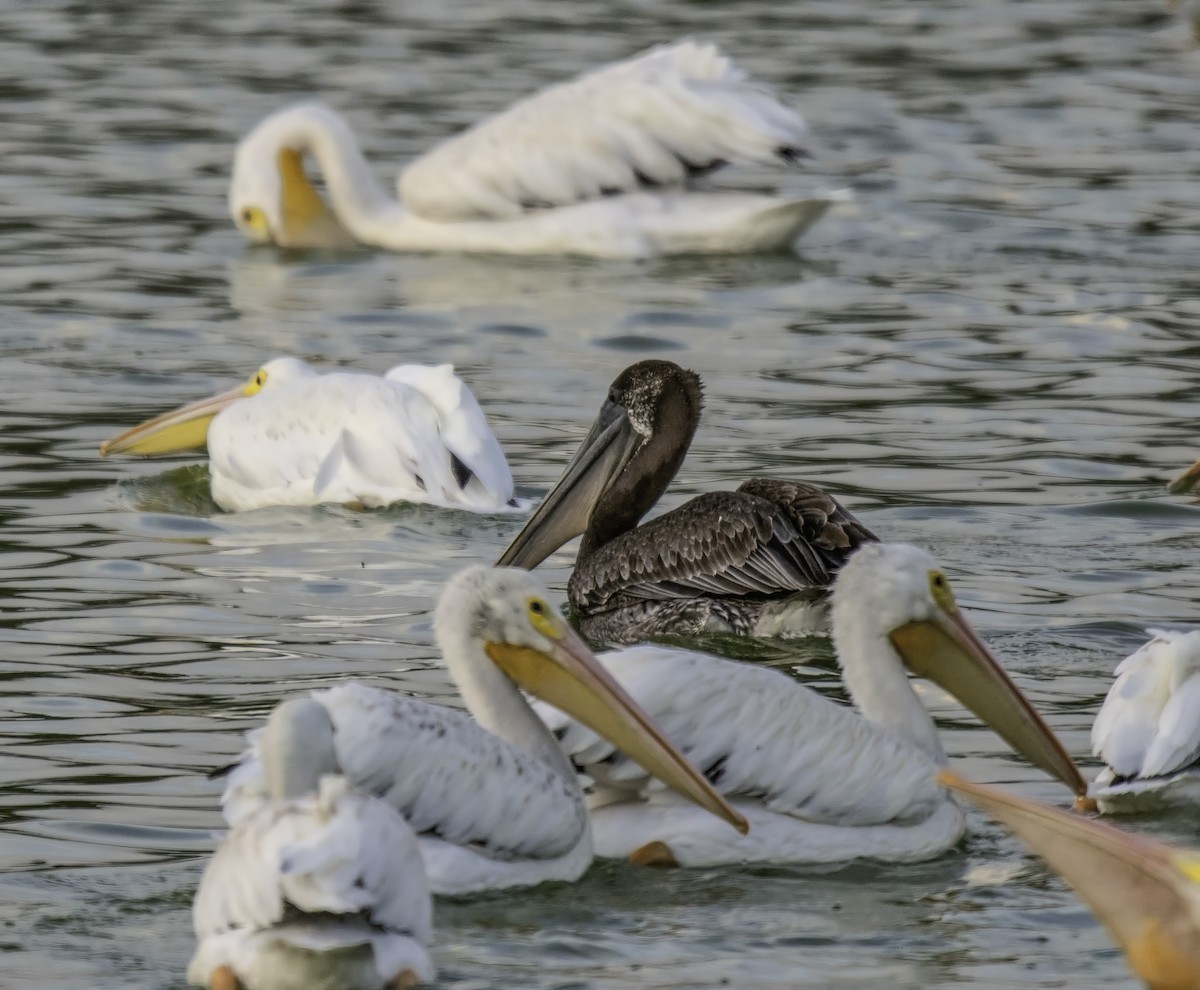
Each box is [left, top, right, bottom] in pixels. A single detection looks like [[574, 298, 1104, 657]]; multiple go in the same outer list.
[[399, 40, 808, 222]]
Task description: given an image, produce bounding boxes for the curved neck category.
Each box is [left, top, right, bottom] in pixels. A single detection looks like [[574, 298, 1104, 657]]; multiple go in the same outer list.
[[832, 607, 946, 763], [440, 623, 579, 783], [288, 111, 409, 241], [579, 403, 699, 561]]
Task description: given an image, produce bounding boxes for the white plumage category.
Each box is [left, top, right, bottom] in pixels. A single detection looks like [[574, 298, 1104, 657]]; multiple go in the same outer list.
[[219, 566, 742, 895], [221, 683, 593, 896], [1091, 628, 1200, 813], [102, 357, 519, 514], [229, 40, 839, 258], [534, 543, 1086, 866], [190, 699, 434, 990]]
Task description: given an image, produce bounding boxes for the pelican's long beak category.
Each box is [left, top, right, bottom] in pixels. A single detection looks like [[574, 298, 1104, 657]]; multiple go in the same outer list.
[[486, 627, 748, 836], [1168, 458, 1200, 496], [496, 400, 638, 568], [276, 148, 356, 250], [99, 383, 247, 457], [940, 770, 1200, 988], [889, 610, 1088, 799]]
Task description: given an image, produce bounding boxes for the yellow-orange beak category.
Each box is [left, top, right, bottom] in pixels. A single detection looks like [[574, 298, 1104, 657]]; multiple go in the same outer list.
[[889, 609, 1088, 799], [99, 384, 247, 457], [1168, 458, 1200, 496], [941, 770, 1200, 989], [486, 627, 748, 837]]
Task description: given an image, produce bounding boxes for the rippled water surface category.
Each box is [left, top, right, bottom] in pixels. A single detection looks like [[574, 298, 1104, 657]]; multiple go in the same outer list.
[[3, 1, 1200, 987]]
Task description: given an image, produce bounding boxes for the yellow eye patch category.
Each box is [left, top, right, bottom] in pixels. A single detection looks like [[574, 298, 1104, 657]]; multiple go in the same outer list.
[[239, 206, 271, 238], [242, 368, 267, 396], [928, 569, 957, 612], [526, 596, 562, 639]]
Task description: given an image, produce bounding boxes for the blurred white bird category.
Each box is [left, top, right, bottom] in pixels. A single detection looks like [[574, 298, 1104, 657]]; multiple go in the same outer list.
[[1091, 628, 1200, 812], [189, 697, 434, 990], [228, 40, 839, 258], [100, 357, 519, 513]]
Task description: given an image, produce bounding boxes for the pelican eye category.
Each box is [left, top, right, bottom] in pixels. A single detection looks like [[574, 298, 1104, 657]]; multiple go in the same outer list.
[[242, 368, 268, 397], [928, 570, 957, 612], [238, 205, 271, 239], [526, 596, 561, 639]]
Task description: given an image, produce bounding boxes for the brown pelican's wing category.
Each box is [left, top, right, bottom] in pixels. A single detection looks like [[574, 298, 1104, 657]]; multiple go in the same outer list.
[[571, 482, 876, 610]]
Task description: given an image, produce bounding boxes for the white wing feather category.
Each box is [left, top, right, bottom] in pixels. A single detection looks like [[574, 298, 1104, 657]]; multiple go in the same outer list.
[[1092, 629, 1200, 779], [538, 645, 945, 826], [222, 682, 588, 861], [399, 40, 807, 222], [1142, 673, 1200, 777], [384, 363, 514, 505], [194, 776, 431, 942]]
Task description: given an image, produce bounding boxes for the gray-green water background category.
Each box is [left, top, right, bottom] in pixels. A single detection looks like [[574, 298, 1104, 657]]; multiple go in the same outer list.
[[3, 1, 1200, 987]]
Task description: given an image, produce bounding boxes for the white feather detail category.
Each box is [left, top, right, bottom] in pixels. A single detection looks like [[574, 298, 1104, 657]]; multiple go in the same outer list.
[[221, 682, 589, 866], [1092, 629, 1200, 781], [189, 775, 434, 990], [383, 363, 515, 503], [537, 645, 947, 828], [398, 40, 808, 222]]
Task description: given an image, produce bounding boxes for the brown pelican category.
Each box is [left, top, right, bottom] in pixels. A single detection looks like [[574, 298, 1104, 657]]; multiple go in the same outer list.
[[496, 359, 876, 642], [943, 770, 1200, 990]]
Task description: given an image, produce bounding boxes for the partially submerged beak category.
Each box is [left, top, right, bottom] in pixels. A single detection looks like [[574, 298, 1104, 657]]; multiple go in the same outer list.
[[1168, 458, 1200, 496], [486, 627, 748, 836], [889, 610, 1088, 798], [941, 770, 1200, 989], [99, 384, 246, 456], [496, 402, 638, 568]]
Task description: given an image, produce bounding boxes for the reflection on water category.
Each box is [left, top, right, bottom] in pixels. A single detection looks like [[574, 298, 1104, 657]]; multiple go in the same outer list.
[[2, 0, 1200, 987]]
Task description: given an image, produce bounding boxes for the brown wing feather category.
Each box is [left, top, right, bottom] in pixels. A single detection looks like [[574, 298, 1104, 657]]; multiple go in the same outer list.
[[568, 481, 876, 613]]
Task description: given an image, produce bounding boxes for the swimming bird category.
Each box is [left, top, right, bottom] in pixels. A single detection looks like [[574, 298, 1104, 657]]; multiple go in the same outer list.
[[190, 697, 434, 990], [219, 565, 745, 895], [1090, 628, 1200, 813], [100, 357, 519, 513], [229, 40, 837, 258], [496, 359, 876, 642], [942, 769, 1200, 990], [531, 543, 1089, 866]]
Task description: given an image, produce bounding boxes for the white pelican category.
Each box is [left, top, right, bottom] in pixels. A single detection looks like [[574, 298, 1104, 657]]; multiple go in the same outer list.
[[229, 40, 838, 258], [100, 357, 519, 513], [942, 770, 1200, 990], [496, 359, 876, 642], [531, 543, 1089, 866], [1090, 628, 1200, 813], [190, 697, 434, 990], [219, 565, 745, 895]]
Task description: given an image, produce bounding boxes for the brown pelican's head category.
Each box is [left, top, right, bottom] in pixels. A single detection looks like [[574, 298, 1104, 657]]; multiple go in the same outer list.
[[496, 360, 704, 568]]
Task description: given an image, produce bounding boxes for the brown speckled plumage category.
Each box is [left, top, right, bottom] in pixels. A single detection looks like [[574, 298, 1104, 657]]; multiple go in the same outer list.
[[498, 360, 877, 643]]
